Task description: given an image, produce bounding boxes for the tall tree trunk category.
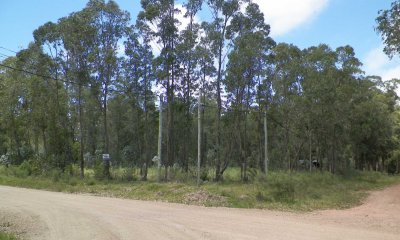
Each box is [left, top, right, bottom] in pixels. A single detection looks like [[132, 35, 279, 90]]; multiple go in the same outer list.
[[78, 84, 84, 178], [103, 83, 110, 179], [215, 19, 228, 181], [142, 67, 149, 181]]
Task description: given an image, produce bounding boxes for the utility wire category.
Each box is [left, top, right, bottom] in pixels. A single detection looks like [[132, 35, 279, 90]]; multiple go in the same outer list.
[[0, 52, 11, 59], [0, 62, 76, 85], [0, 46, 18, 54], [0, 46, 162, 97]]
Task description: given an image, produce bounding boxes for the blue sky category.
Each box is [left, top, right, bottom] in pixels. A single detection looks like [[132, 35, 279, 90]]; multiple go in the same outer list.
[[0, 0, 397, 79]]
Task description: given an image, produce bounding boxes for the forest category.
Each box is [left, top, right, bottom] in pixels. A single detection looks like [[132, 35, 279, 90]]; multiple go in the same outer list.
[[0, 0, 400, 182]]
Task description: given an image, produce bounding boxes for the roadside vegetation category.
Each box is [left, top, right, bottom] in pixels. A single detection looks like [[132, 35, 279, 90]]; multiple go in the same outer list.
[[0, 232, 17, 240], [1, 165, 399, 211], [1, 0, 400, 216]]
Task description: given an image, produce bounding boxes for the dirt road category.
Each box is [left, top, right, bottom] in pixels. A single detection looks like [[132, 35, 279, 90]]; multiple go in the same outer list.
[[1, 185, 399, 240]]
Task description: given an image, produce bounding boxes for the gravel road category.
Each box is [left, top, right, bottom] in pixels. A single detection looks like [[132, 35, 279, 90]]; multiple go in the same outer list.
[[0, 184, 399, 240]]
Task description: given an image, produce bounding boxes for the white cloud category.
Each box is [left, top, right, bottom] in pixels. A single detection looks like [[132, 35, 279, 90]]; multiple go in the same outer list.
[[253, 0, 330, 37], [363, 45, 400, 81]]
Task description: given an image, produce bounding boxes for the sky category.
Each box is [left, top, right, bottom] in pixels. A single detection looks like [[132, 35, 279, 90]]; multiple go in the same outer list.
[[0, 0, 398, 80]]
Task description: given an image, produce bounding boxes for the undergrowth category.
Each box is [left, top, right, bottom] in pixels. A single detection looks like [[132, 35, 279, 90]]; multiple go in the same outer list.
[[0, 165, 399, 211]]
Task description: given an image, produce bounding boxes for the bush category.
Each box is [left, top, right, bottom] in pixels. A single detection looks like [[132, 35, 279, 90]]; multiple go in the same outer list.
[[11, 166, 29, 178], [93, 161, 106, 180], [121, 167, 136, 181], [48, 169, 62, 182], [270, 180, 295, 203], [268, 174, 296, 203], [200, 168, 211, 181]]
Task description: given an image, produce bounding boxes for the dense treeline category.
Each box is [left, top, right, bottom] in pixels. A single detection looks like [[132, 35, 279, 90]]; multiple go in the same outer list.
[[0, 0, 399, 181]]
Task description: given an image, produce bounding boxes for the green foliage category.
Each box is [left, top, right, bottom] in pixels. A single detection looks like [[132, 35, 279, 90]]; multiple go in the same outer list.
[[268, 174, 296, 203], [376, 1, 400, 58], [0, 232, 18, 240], [93, 161, 105, 180]]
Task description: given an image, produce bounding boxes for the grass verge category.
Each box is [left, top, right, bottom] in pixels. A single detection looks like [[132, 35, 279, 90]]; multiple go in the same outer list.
[[0, 166, 399, 211], [0, 232, 17, 240]]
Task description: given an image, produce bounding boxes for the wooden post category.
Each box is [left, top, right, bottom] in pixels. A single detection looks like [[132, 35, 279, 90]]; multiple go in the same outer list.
[[197, 90, 202, 185], [157, 95, 163, 182], [309, 130, 312, 172], [264, 109, 268, 175]]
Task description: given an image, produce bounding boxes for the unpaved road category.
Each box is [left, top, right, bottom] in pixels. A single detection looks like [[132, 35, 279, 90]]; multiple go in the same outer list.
[[1, 185, 400, 240]]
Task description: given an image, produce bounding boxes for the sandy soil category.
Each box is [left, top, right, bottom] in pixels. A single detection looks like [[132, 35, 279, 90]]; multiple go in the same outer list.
[[0, 184, 399, 240]]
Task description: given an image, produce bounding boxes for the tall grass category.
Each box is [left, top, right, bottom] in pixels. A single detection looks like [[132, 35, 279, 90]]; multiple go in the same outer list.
[[0, 165, 399, 211]]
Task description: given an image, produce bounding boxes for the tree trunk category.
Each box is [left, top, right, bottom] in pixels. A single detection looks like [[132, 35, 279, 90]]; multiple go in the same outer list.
[[103, 84, 110, 179], [215, 18, 229, 182], [78, 84, 84, 178], [264, 110, 269, 175]]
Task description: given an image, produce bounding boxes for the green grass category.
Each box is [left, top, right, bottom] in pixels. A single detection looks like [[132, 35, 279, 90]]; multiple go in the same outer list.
[[0, 232, 17, 240], [0, 165, 399, 211]]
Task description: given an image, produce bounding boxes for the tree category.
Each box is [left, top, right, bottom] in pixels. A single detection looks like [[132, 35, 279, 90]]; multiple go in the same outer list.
[[138, 0, 181, 180], [225, 2, 274, 180], [206, 0, 242, 181], [376, 1, 400, 59], [118, 26, 156, 179], [175, 0, 203, 173], [86, 0, 130, 178]]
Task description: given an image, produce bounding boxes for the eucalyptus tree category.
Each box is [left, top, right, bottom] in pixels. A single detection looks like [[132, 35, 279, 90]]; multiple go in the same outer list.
[[225, 2, 274, 180], [119, 26, 156, 179], [175, 0, 203, 172], [84, 0, 130, 178], [61, 11, 97, 177], [193, 30, 216, 168], [33, 22, 75, 171], [205, 0, 242, 181], [15, 44, 65, 164], [376, 1, 400, 59], [269, 43, 304, 171], [32, 3, 97, 177], [350, 76, 395, 171], [0, 57, 30, 164], [138, 0, 181, 179], [301, 45, 338, 171]]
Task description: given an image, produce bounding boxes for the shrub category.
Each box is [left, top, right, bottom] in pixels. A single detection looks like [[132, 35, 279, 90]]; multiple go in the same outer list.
[[48, 169, 62, 182], [93, 161, 105, 180], [121, 167, 136, 181], [200, 170, 209, 182], [268, 174, 296, 203]]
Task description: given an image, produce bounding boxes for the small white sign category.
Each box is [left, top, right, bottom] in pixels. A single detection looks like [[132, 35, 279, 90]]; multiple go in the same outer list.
[[102, 154, 110, 160]]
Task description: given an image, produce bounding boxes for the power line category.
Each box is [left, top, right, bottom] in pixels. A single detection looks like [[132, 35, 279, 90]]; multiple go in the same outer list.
[[0, 46, 163, 97], [0, 52, 11, 59], [0, 46, 18, 54], [0, 62, 76, 85]]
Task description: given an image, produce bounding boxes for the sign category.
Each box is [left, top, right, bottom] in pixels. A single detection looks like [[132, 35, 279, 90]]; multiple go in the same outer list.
[[102, 154, 110, 161]]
